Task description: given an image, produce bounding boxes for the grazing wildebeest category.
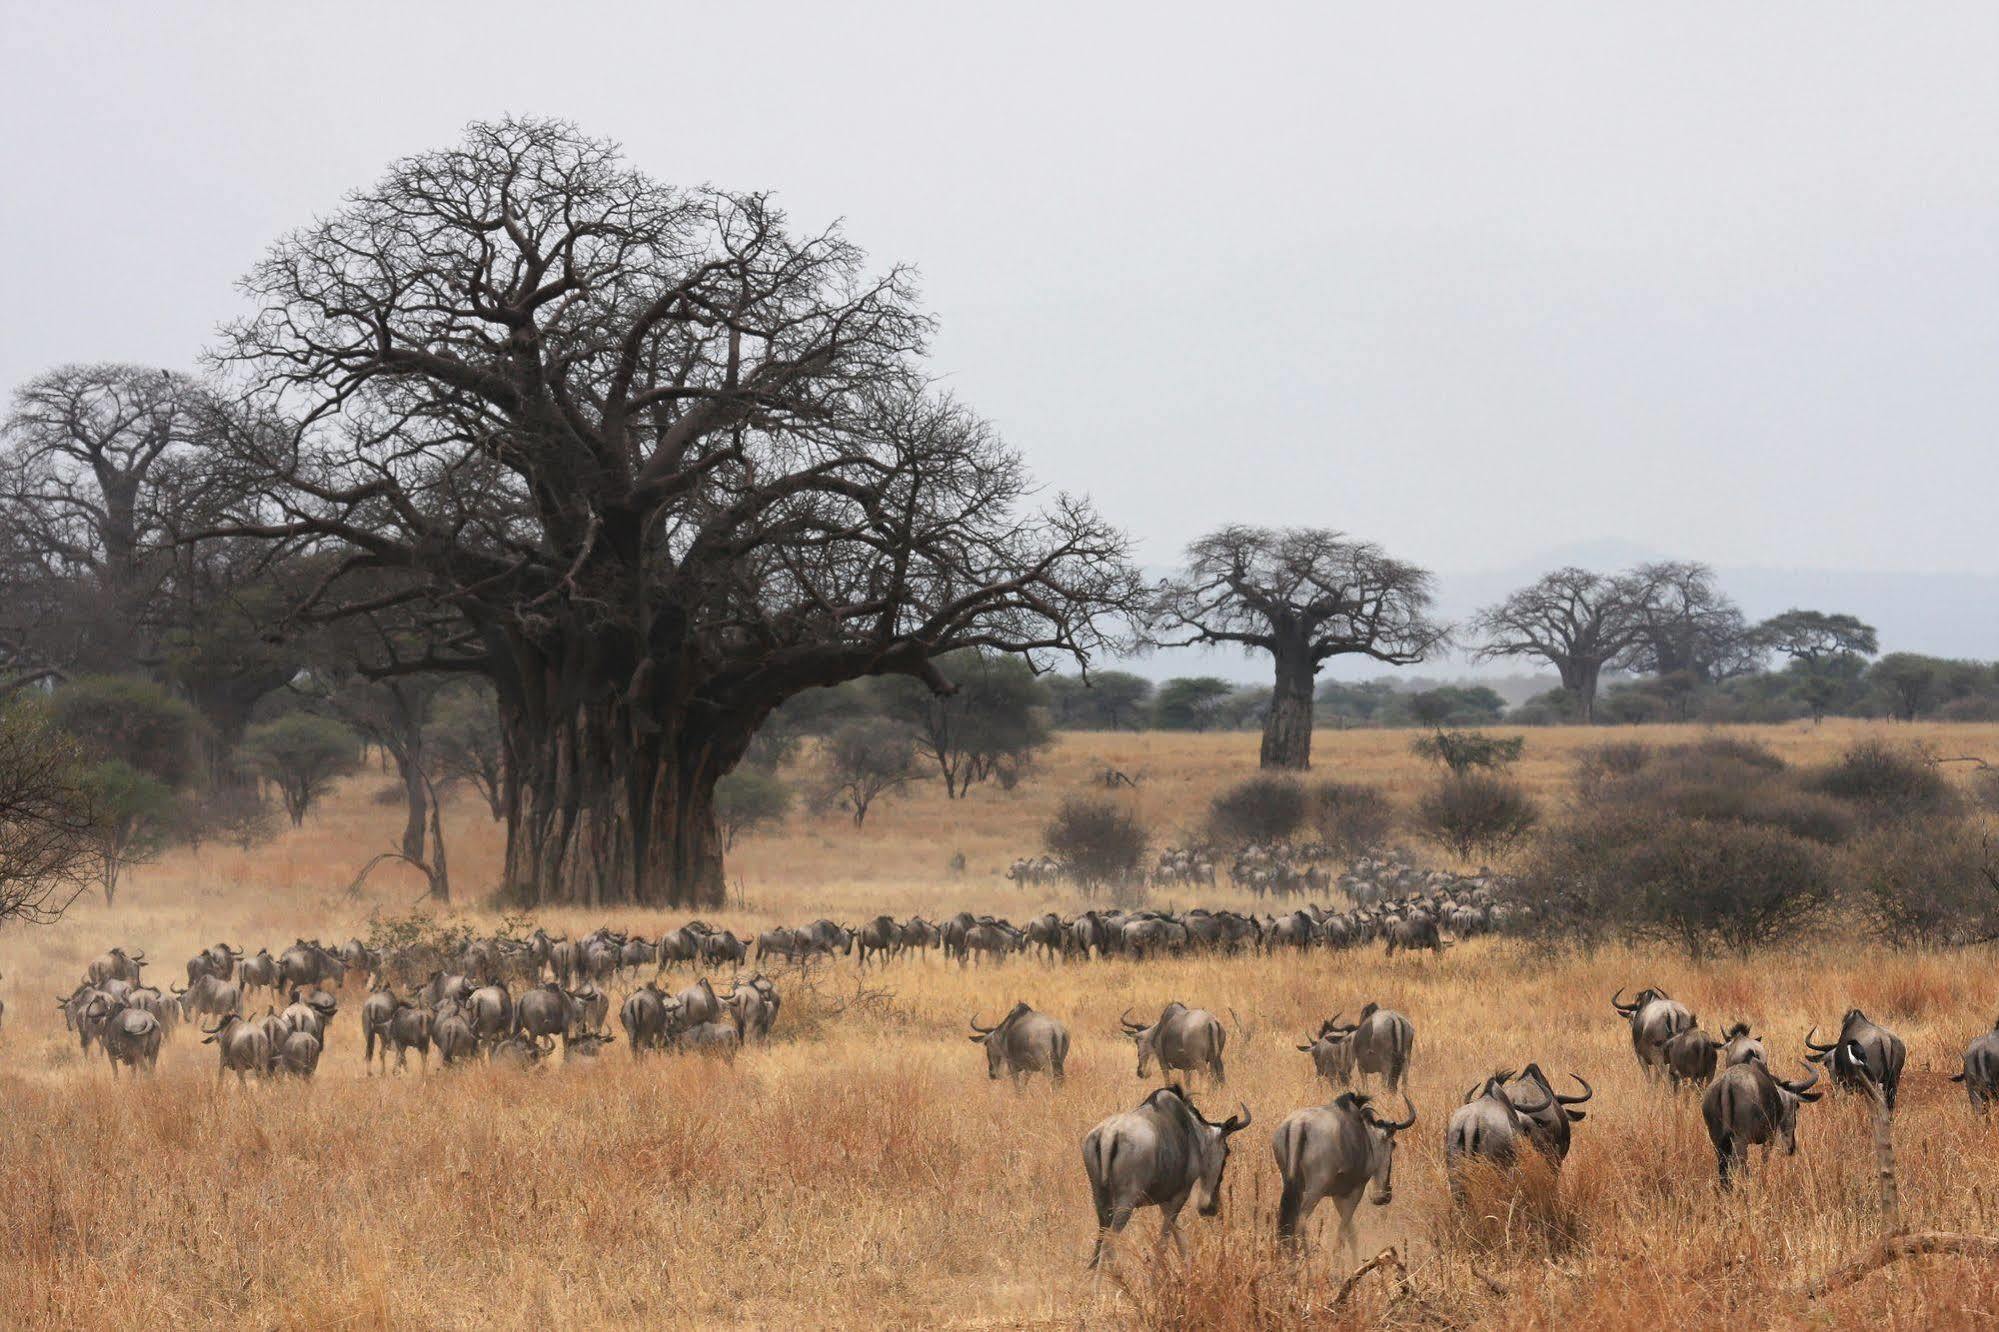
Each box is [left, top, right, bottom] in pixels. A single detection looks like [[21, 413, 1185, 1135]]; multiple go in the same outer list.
[[385, 1002, 435, 1073], [337, 939, 379, 985], [1080, 1085, 1249, 1267], [1025, 914, 1066, 962], [620, 983, 678, 1055], [278, 1029, 323, 1078], [566, 981, 610, 1036], [1611, 986, 1694, 1079], [964, 919, 1024, 967], [1271, 1091, 1416, 1260], [1950, 1020, 1999, 1114], [1664, 1024, 1721, 1088], [514, 982, 583, 1046], [1383, 913, 1444, 957], [1299, 1004, 1415, 1094], [1805, 1010, 1906, 1110], [857, 916, 900, 969], [174, 974, 242, 1023], [674, 1017, 741, 1060], [361, 987, 399, 1072], [1702, 1058, 1825, 1186], [673, 977, 727, 1027], [1718, 1021, 1766, 1069], [723, 974, 779, 1042], [969, 1002, 1069, 1084], [202, 1014, 273, 1085], [941, 911, 977, 965], [565, 1030, 616, 1059], [1504, 1064, 1592, 1163], [58, 983, 110, 1051], [92, 997, 164, 1074], [492, 1034, 549, 1068], [466, 983, 514, 1046], [1122, 1002, 1227, 1083], [755, 927, 801, 965], [87, 947, 147, 987], [1444, 1072, 1553, 1198]]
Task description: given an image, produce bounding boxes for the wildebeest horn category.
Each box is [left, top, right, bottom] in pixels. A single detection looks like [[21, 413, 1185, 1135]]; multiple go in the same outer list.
[[1118, 1008, 1143, 1033], [1511, 1083, 1553, 1115], [1376, 1094, 1417, 1133], [1555, 1074, 1594, 1105], [1802, 1026, 1834, 1053], [969, 1012, 997, 1035], [1221, 1102, 1251, 1135], [170, 983, 186, 994], [1610, 987, 1637, 1014], [1297, 1034, 1317, 1052], [1780, 1063, 1820, 1096]]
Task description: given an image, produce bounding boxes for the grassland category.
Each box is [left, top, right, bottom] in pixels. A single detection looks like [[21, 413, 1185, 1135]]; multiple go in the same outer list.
[[3, 720, 1998, 1330]]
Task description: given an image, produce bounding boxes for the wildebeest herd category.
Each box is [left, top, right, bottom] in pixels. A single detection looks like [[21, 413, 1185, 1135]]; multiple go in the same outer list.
[[30, 927, 1999, 1271]]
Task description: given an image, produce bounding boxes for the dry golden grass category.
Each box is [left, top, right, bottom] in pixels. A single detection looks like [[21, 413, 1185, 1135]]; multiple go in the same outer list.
[[4, 720, 1999, 1330]]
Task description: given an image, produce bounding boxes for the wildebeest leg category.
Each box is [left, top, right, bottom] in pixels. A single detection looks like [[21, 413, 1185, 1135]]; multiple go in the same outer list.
[[1334, 1191, 1361, 1264], [1156, 1202, 1187, 1261]]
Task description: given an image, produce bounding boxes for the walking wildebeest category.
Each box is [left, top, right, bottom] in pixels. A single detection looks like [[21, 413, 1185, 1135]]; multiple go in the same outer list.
[[1081, 1085, 1249, 1267], [1444, 1071, 1553, 1198], [620, 983, 679, 1055], [1298, 1003, 1414, 1094], [1805, 1009, 1906, 1110], [1611, 986, 1694, 1079], [1122, 1002, 1227, 1083], [722, 974, 779, 1042], [1272, 1091, 1415, 1261], [87, 947, 146, 987], [202, 1014, 272, 1085], [968, 1002, 1069, 1084], [361, 986, 399, 1072], [1504, 1064, 1592, 1163], [857, 916, 900, 969], [92, 997, 164, 1074], [278, 1029, 323, 1078], [1951, 1019, 1999, 1115], [1718, 1021, 1766, 1068], [1664, 1024, 1721, 1088], [1702, 1058, 1825, 1187], [385, 1002, 435, 1073]]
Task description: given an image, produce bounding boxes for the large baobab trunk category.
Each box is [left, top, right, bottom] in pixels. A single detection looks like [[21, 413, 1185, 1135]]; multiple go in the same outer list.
[[1260, 643, 1316, 770]]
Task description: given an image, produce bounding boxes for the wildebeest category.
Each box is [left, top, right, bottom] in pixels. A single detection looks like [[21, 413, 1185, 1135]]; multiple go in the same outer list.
[[723, 974, 779, 1042], [361, 987, 399, 1072], [58, 983, 111, 1051], [1664, 1024, 1721, 1088], [466, 983, 514, 1045], [1122, 1002, 1227, 1083], [1081, 1085, 1249, 1266], [1805, 1009, 1906, 1110], [620, 983, 679, 1055], [754, 926, 800, 964], [567, 981, 610, 1037], [673, 976, 726, 1027], [964, 919, 1025, 967], [565, 1030, 616, 1059], [674, 1017, 742, 1060], [492, 1033, 549, 1068], [857, 916, 900, 968], [93, 997, 164, 1074], [1444, 1071, 1554, 1196], [1718, 1021, 1766, 1069], [968, 1002, 1069, 1084], [1383, 913, 1444, 957], [899, 917, 942, 960], [202, 1014, 273, 1084], [1271, 1091, 1416, 1260], [1298, 1003, 1414, 1094], [1611, 986, 1694, 1078], [87, 946, 147, 987], [277, 1029, 323, 1078], [1701, 1058, 1824, 1186], [434, 1012, 481, 1065], [699, 929, 750, 969], [1950, 1020, 1999, 1114], [1504, 1064, 1592, 1163], [173, 974, 242, 1023], [277, 939, 346, 992], [514, 982, 580, 1045], [239, 948, 279, 997], [384, 1002, 435, 1073]]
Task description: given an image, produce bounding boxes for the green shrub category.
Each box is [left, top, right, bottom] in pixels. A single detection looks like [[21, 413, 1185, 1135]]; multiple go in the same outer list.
[[1415, 773, 1538, 863]]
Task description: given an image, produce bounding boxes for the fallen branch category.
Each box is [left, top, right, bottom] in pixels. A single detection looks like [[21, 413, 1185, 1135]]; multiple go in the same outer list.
[[1333, 1246, 1406, 1305], [1805, 1232, 1999, 1298]]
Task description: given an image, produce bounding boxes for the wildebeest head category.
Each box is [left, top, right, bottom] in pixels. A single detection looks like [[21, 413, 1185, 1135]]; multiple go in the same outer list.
[[1121, 1002, 1190, 1078], [1339, 1090, 1417, 1204], [969, 1001, 1033, 1079], [1170, 1086, 1250, 1217]]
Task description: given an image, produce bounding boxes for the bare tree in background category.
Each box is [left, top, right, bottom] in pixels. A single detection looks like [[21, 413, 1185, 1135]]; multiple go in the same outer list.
[[0, 708, 99, 925], [1153, 526, 1443, 768], [210, 117, 1138, 908], [1471, 566, 1655, 724]]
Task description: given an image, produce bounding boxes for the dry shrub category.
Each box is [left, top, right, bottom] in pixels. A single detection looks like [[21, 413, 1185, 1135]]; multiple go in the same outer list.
[[1307, 780, 1395, 859], [1439, 1152, 1585, 1261], [1208, 775, 1307, 846], [1842, 815, 1999, 947], [1804, 738, 1957, 819], [1415, 773, 1537, 863], [1572, 740, 1653, 800], [1045, 794, 1148, 892]]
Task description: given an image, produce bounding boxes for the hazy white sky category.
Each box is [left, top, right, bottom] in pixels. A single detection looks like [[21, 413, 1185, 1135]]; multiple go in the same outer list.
[[5, 2, 1997, 582]]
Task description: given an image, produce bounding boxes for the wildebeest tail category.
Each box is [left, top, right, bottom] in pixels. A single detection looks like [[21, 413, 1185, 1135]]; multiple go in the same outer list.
[[1274, 1120, 1305, 1239], [1086, 1131, 1116, 1229]]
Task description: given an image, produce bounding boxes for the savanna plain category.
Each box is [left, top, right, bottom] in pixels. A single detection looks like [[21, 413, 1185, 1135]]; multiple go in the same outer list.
[[5, 721, 1999, 1331]]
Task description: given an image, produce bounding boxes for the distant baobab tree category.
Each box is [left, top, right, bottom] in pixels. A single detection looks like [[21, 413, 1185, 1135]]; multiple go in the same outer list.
[[1470, 566, 1657, 724], [1153, 526, 1444, 769]]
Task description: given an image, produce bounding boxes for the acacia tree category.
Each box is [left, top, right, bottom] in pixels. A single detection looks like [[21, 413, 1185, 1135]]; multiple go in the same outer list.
[[1760, 609, 1879, 723], [1471, 567, 1657, 724], [211, 118, 1135, 908], [1153, 526, 1443, 768]]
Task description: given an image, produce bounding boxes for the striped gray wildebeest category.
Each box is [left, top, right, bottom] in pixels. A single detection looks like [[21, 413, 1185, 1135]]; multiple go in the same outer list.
[[277, 1028, 323, 1077], [566, 981, 610, 1037], [797, 920, 855, 961], [755, 926, 804, 964], [899, 917, 942, 961], [238, 948, 280, 998], [1951, 1020, 1999, 1114], [1081, 1085, 1250, 1267], [87, 946, 147, 987], [186, 942, 240, 985], [722, 974, 779, 1042], [124, 984, 179, 1036], [619, 982, 682, 1054], [699, 928, 750, 969], [514, 982, 585, 1046], [1271, 1091, 1416, 1261], [1444, 1071, 1555, 1199], [657, 922, 710, 971], [1805, 1009, 1906, 1111], [968, 1002, 1069, 1084], [856, 916, 900, 968], [1702, 1058, 1826, 1187], [674, 1011, 742, 1060], [202, 1013, 273, 1084], [1024, 914, 1066, 961], [361, 986, 399, 1072], [413, 970, 476, 1010], [1122, 1002, 1227, 1083], [433, 1010, 481, 1065], [277, 939, 348, 992], [964, 919, 1026, 967], [173, 973, 242, 1023], [337, 939, 380, 985], [1502, 1064, 1592, 1163], [383, 1001, 435, 1072], [89, 995, 165, 1074], [1664, 1023, 1721, 1088], [492, 1033, 549, 1068], [1718, 1021, 1766, 1068], [1299, 1004, 1415, 1094], [465, 983, 514, 1045], [1611, 986, 1695, 1079], [673, 976, 728, 1027], [1382, 910, 1444, 957]]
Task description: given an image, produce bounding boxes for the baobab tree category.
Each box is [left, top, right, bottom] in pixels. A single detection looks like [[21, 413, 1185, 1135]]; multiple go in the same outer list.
[[1470, 567, 1656, 724], [210, 117, 1137, 908], [1153, 526, 1444, 768]]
